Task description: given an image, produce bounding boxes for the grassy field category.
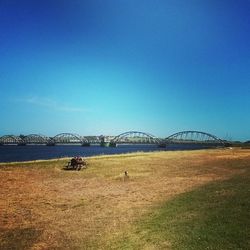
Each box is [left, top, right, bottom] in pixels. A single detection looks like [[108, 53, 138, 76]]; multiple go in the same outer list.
[[0, 148, 249, 249]]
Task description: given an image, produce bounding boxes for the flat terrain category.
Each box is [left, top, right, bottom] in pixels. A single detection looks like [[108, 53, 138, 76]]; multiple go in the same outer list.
[[0, 148, 250, 249]]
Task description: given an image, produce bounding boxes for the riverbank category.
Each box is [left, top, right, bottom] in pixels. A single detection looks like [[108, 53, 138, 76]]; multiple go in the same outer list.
[[1, 148, 250, 249]]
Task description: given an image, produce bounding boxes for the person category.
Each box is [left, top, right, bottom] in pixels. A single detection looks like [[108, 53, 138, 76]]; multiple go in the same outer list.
[[77, 156, 82, 162], [71, 157, 78, 168], [123, 171, 129, 181], [76, 157, 83, 170]]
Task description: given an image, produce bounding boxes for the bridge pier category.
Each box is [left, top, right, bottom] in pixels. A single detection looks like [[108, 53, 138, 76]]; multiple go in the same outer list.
[[100, 135, 112, 147], [109, 142, 116, 147], [81, 142, 90, 146], [100, 141, 110, 147]]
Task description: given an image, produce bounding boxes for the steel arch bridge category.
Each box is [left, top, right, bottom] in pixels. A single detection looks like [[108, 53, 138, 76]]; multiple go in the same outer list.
[[24, 134, 50, 144], [0, 135, 25, 145], [165, 131, 225, 146], [109, 131, 163, 147], [49, 133, 90, 146]]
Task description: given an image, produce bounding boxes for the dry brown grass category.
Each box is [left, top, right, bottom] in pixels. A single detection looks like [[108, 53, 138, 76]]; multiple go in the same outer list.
[[0, 148, 250, 249]]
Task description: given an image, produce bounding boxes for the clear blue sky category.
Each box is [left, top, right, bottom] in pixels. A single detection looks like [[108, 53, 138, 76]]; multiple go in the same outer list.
[[0, 0, 250, 141]]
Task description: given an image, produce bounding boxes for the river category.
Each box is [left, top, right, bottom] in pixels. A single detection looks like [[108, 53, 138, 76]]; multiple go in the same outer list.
[[0, 144, 213, 163]]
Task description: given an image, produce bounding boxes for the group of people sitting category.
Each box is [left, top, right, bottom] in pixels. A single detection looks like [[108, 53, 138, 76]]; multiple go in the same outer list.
[[67, 156, 87, 170]]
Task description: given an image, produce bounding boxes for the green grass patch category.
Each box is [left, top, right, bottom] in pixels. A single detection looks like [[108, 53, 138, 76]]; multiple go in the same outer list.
[[109, 171, 250, 249]]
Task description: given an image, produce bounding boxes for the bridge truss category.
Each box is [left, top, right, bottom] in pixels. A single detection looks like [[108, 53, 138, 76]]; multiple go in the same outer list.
[[50, 133, 90, 146], [24, 134, 50, 144], [0, 135, 25, 145], [165, 131, 225, 146], [110, 131, 163, 146]]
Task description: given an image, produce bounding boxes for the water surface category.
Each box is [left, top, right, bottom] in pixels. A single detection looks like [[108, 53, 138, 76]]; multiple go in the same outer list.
[[0, 144, 212, 163]]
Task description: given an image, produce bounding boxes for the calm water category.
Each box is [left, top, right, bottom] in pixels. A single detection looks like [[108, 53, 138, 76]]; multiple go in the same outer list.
[[0, 144, 212, 163]]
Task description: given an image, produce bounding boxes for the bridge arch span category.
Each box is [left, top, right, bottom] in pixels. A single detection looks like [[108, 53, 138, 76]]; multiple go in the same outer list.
[[24, 134, 50, 144], [0, 135, 25, 145], [165, 130, 225, 145], [110, 131, 162, 146], [51, 133, 90, 145]]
